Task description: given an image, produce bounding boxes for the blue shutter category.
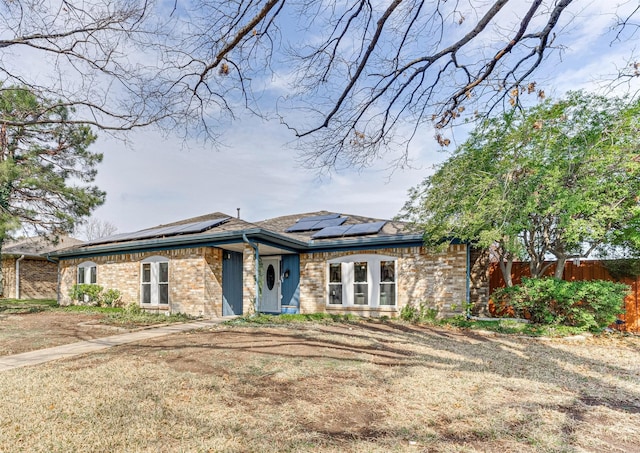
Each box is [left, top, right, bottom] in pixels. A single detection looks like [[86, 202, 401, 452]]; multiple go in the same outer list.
[[222, 251, 243, 316], [280, 255, 300, 313]]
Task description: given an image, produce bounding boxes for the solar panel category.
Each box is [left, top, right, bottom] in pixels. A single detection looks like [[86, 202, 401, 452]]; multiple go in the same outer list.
[[173, 218, 229, 235], [311, 221, 387, 239], [83, 217, 230, 246], [285, 219, 321, 232], [311, 225, 350, 239], [343, 221, 386, 236], [285, 215, 347, 232], [313, 217, 348, 229]]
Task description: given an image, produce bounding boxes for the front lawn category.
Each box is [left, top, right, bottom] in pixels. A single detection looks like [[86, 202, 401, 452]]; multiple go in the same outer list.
[[1, 321, 639, 452]]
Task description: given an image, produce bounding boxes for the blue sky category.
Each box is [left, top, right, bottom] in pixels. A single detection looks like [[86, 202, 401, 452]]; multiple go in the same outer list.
[[82, 1, 640, 234]]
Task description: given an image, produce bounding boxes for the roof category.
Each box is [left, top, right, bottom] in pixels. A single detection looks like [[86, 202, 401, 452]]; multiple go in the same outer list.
[[254, 211, 415, 241], [49, 211, 425, 259], [3, 235, 83, 258]]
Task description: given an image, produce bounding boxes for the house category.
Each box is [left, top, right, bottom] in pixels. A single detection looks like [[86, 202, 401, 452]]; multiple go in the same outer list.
[[50, 211, 483, 317], [2, 236, 82, 299]]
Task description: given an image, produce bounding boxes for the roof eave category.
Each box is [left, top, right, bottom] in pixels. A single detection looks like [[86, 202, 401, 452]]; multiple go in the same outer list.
[[49, 228, 428, 259]]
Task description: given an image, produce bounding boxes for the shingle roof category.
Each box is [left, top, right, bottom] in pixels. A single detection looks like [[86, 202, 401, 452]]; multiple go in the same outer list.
[[51, 210, 423, 257], [254, 210, 414, 242], [3, 235, 83, 257]]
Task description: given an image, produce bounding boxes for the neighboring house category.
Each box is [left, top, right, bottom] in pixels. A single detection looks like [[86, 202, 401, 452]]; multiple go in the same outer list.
[[2, 236, 83, 299], [50, 211, 485, 317]]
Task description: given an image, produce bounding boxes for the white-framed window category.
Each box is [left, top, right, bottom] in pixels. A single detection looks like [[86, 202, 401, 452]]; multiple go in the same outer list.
[[328, 263, 343, 305], [326, 255, 397, 307], [77, 261, 97, 284], [141, 256, 169, 306], [379, 261, 396, 306]]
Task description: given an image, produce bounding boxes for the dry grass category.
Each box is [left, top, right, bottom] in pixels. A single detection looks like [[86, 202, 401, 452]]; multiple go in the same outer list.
[[1, 321, 639, 452]]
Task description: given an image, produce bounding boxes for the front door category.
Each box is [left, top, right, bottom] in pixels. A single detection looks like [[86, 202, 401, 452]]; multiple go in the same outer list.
[[260, 257, 281, 313]]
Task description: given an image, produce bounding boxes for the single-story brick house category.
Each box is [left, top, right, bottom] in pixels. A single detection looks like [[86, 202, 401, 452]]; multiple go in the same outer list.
[[49, 211, 486, 317], [2, 236, 82, 299]]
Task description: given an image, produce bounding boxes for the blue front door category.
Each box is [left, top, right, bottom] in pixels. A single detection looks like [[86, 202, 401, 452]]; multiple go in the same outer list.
[[222, 251, 243, 316]]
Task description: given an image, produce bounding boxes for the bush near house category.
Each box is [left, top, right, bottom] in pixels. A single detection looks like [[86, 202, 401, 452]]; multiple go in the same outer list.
[[491, 277, 628, 330], [68, 284, 122, 307]]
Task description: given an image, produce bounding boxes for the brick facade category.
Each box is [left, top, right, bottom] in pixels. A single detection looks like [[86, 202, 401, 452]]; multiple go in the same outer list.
[[296, 244, 469, 317], [1, 257, 58, 299], [59, 247, 224, 316], [58, 243, 470, 318]]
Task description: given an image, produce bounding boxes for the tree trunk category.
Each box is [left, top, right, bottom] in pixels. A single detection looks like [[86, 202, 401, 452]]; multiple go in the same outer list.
[[554, 256, 567, 279], [499, 255, 514, 287]]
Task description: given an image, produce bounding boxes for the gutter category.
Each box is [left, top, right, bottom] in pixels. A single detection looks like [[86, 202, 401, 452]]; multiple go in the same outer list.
[[242, 233, 260, 314], [15, 254, 25, 299]]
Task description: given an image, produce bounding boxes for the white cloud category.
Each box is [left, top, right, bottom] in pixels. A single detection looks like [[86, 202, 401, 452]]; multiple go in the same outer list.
[[91, 115, 438, 232]]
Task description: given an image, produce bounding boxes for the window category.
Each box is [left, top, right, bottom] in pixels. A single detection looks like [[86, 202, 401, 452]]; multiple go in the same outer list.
[[326, 255, 397, 307], [379, 261, 396, 306], [141, 257, 169, 306], [354, 262, 368, 305], [77, 261, 97, 284], [329, 263, 342, 305]]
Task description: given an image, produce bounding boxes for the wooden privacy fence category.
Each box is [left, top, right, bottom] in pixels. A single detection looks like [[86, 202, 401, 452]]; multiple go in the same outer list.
[[489, 261, 640, 333]]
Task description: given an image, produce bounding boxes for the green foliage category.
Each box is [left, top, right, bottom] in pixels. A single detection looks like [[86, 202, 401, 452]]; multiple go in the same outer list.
[[101, 289, 123, 307], [69, 283, 104, 305], [401, 91, 640, 279], [102, 304, 192, 326], [68, 284, 122, 307], [61, 305, 122, 314], [492, 278, 628, 329], [399, 302, 439, 323], [226, 312, 358, 325], [602, 259, 640, 280], [0, 86, 105, 243]]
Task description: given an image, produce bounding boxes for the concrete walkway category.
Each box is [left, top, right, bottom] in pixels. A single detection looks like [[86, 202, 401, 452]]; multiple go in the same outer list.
[[0, 319, 223, 372]]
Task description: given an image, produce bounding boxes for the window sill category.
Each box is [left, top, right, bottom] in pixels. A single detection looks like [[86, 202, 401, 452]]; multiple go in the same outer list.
[[326, 305, 398, 313], [140, 304, 170, 312]]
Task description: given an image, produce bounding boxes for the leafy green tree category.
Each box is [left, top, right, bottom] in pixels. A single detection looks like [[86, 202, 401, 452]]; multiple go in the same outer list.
[[0, 87, 105, 294], [401, 91, 640, 284]]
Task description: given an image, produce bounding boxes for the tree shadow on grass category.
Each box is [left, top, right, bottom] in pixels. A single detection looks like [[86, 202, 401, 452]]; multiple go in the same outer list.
[[85, 321, 640, 451]]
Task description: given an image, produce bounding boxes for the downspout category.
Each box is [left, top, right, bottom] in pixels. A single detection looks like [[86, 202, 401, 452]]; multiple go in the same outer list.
[[15, 254, 25, 299], [242, 233, 260, 314]]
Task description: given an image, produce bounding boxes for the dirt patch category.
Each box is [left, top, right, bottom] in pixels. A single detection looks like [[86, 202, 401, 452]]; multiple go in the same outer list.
[[0, 311, 127, 356]]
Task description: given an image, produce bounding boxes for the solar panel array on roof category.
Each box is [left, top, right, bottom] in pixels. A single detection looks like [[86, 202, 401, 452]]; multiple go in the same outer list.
[[311, 221, 387, 239], [300, 213, 341, 222], [84, 217, 230, 246], [285, 215, 347, 232]]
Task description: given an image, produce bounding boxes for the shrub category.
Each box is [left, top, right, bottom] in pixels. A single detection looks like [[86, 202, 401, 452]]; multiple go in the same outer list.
[[492, 278, 628, 330], [68, 285, 123, 307], [400, 302, 439, 323], [101, 289, 123, 307], [69, 284, 104, 305]]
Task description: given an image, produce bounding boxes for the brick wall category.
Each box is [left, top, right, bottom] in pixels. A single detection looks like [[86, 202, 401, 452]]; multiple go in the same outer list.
[[297, 244, 469, 317], [242, 244, 257, 315], [1, 257, 58, 299], [59, 247, 224, 317], [1, 258, 16, 298]]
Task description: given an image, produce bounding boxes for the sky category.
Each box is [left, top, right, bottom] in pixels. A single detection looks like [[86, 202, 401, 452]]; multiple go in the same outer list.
[[71, 1, 640, 235]]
